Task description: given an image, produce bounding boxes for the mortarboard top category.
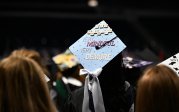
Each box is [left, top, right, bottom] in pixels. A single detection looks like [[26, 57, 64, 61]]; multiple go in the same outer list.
[[159, 53, 179, 76], [52, 49, 79, 71], [122, 50, 153, 69], [69, 20, 126, 72], [123, 56, 153, 69]]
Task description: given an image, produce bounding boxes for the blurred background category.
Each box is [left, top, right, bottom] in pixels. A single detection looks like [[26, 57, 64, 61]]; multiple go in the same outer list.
[[0, 1, 178, 62], [1, 2, 178, 111]]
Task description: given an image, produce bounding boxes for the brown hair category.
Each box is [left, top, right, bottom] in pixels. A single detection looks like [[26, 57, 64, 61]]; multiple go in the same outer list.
[[0, 56, 57, 112], [10, 48, 50, 77], [136, 65, 179, 112]]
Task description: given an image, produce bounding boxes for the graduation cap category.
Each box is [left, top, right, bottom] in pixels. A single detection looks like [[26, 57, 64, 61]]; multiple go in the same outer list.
[[52, 49, 79, 71], [69, 20, 126, 112], [69, 20, 126, 72], [159, 53, 179, 77], [123, 56, 153, 69]]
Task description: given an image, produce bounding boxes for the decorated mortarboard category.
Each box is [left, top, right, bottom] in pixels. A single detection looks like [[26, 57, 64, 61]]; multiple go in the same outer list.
[[69, 20, 126, 72], [123, 56, 153, 69], [122, 50, 153, 69], [69, 20, 126, 112], [52, 49, 79, 71], [159, 53, 179, 76]]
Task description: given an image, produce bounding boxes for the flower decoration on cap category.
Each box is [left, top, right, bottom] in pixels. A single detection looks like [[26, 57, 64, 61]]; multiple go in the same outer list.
[[52, 49, 79, 71]]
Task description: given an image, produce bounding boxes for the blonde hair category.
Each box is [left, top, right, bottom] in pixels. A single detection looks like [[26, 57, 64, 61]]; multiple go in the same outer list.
[[0, 56, 57, 112]]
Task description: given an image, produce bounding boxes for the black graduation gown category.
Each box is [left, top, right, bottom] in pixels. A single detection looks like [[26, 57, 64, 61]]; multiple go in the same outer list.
[[62, 80, 135, 112], [62, 54, 135, 112]]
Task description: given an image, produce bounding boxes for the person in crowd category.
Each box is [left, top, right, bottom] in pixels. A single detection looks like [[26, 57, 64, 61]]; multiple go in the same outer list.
[[9, 48, 66, 110], [52, 49, 85, 92], [0, 55, 57, 112], [10, 48, 50, 78], [52, 49, 86, 111], [9, 48, 84, 112], [62, 53, 135, 112], [136, 65, 179, 112]]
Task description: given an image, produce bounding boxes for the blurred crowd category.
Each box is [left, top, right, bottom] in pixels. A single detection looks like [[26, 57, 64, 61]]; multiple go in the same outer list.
[[0, 47, 179, 112]]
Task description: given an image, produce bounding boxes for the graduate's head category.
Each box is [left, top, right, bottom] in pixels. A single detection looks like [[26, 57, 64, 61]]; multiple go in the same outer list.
[[10, 48, 50, 76], [102, 52, 124, 75], [99, 52, 126, 86], [136, 65, 179, 112], [10, 48, 41, 65], [0, 56, 57, 112]]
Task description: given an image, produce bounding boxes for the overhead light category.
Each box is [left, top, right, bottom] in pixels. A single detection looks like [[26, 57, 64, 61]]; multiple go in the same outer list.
[[88, 0, 98, 7]]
